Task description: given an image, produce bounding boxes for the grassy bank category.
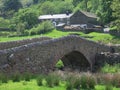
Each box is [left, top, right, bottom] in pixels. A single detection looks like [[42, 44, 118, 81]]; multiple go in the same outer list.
[[0, 72, 120, 90], [0, 80, 120, 90], [0, 29, 119, 44]]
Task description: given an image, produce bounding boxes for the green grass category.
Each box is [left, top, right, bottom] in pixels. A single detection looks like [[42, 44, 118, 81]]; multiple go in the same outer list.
[[0, 80, 65, 90], [87, 32, 113, 43], [0, 35, 42, 42], [0, 80, 120, 90], [0, 29, 84, 42], [101, 63, 120, 73], [0, 29, 120, 44], [95, 85, 120, 90]]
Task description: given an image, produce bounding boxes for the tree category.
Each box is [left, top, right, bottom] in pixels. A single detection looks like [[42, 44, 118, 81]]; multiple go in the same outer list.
[[74, 0, 89, 12], [72, 0, 82, 6], [16, 22, 26, 35], [3, 0, 22, 12], [111, 0, 120, 30], [40, 1, 55, 14], [33, 0, 38, 4], [55, 1, 74, 14], [13, 8, 39, 29], [97, 0, 113, 24]]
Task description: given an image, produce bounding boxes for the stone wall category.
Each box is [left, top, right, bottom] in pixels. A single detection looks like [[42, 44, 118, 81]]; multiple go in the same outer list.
[[109, 30, 120, 36], [95, 52, 120, 70], [111, 44, 120, 53], [0, 35, 110, 74], [0, 37, 51, 50]]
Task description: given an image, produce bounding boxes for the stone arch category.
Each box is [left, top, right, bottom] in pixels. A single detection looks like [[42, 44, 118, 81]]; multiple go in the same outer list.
[[55, 51, 91, 71]]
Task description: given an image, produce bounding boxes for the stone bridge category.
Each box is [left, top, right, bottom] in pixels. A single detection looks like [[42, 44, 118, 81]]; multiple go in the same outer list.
[[0, 35, 110, 74]]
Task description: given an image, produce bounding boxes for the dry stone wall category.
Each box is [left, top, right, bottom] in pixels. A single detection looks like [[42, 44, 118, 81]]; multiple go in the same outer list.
[[0, 35, 110, 74], [95, 52, 120, 70]]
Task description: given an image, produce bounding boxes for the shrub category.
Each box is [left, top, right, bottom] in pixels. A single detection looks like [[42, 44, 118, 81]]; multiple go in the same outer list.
[[80, 75, 88, 89], [110, 26, 117, 31], [65, 74, 80, 90], [55, 59, 64, 70], [22, 81, 28, 85], [29, 28, 37, 35], [45, 73, 61, 88], [111, 73, 120, 87], [27, 20, 54, 36], [37, 75, 44, 86], [45, 74, 55, 88], [0, 74, 8, 83], [87, 76, 96, 89], [36, 21, 54, 34], [52, 74, 61, 86], [80, 74, 96, 89], [105, 84, 113, 90], [66, 82, 73, 90], [12, 73, 21, 82], [23, 72, 31, 81], [73, 77, 81, 89], [95, 73, 104, 85]]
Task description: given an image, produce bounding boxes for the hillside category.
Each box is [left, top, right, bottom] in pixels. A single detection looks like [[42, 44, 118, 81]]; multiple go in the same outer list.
[[0, 0, 119, 44]]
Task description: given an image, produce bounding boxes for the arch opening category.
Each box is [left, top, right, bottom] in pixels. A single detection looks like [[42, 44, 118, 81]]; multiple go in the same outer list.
[[59, 51, 90, 71]]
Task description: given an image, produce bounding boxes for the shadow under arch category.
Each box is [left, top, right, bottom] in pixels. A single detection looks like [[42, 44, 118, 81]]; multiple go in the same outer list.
[[60, 51, 91, 71]]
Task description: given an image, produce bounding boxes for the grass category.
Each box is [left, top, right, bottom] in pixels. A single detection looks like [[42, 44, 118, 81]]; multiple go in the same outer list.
[[87, 32, 113, 43], [0, 80, 65, 90], [0, 29, 120, 44], [0, 80, 120, 90], [100, 63, 120, 73], [95, 85, 120, 90], [0, 35, 42, 42], [0, 71, 120, 90]]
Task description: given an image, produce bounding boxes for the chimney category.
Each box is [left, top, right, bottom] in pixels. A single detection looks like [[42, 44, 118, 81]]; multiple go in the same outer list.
[[66, 11, 69, 16]]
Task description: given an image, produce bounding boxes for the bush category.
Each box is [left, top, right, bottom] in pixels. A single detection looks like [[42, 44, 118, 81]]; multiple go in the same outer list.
[[73, 77, 81, 89], [53, 73, 62, 86], [66, 74, 80, 90], [27, 20, 54, 36], [12, 73, 21, 82], [80, 75, 88, 89], [23, 72, 31, 81], [45, 73, 61, 88], [105, 84, 113, 90], [45, 74, 55, 88], [37, 75, 44, 86], [55, 59, 64, 70], [111, 73, 120, 87], [0, 74, 9, 83], [66, 82, 73, 90], [28, 28, 37, 35], [87, 76, 96, 89], [80, 74, 96, 89], [110, 26, 117, 31], [36, 21, 54, 34]]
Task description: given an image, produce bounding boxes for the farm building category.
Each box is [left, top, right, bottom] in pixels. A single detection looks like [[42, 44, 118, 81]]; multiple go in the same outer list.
[[38, 10, 100, 29]]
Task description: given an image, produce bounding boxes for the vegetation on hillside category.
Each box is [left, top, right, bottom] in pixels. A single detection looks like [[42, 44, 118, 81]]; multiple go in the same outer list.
[[1, 29, 120, 44], [0, 0, 119, 35]]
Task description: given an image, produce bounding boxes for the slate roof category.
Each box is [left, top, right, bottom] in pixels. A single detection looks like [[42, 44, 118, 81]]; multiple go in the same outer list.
[[80, 11, 97, 18], [38, 14, 73, 20], [38, 11, 97, 20]]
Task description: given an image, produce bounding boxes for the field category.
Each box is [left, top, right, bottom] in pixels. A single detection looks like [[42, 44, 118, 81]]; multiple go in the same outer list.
[[0, 29, 120, 44]]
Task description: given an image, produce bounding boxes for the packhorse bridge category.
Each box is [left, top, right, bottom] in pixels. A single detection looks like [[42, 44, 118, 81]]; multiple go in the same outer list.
[[0, 35, 110, 74]]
